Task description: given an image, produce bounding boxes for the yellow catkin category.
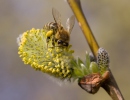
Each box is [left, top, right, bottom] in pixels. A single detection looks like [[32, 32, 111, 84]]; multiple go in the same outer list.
[[17, 28, 75, 80]]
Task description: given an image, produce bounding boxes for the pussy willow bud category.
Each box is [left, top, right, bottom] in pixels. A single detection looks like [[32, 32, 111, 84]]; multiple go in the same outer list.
[[97, 47, 110, 75]]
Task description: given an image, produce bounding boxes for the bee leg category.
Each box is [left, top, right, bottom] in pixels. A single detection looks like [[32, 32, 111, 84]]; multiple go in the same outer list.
[[46, 30, 53, 48], [47, 35, 55, 48], [46, 37, 50, 48], [52, 35, 55, 47]]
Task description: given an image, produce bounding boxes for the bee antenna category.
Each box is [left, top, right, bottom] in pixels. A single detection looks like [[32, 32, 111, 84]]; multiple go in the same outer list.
[[52, 8, 57, 23]]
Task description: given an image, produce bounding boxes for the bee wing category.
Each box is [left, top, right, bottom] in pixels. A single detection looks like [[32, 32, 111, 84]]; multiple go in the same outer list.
[[66, 15, 75, 34], [52, 8, 61, 26]]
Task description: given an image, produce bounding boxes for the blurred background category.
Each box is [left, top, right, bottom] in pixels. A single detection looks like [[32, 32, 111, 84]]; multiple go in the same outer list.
[[0, 0, 130, 100]]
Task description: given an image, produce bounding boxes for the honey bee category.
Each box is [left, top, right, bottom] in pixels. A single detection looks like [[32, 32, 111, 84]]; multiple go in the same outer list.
[[43, 8, 75, 47]]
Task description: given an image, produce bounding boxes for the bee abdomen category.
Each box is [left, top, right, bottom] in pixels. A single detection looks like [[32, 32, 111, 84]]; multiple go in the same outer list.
[[43, 22, 58, 31]]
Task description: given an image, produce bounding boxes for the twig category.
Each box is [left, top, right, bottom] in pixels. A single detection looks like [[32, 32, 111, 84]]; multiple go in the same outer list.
[[67, 0, 99, 57], [67, 0, 124, 99]]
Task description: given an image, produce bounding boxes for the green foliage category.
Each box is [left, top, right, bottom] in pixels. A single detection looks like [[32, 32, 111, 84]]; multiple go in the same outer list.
[[89, 62, 99, 73]]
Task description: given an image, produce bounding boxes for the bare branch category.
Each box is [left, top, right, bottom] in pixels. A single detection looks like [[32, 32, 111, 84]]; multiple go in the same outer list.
[[67, 0, 124, 99]]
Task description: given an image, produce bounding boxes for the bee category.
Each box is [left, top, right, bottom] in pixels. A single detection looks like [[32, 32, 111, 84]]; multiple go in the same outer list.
[[43, 8, 75, 47]]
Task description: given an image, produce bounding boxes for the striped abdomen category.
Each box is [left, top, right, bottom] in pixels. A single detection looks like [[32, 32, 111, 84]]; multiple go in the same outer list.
[[43, 22, 58, 33]]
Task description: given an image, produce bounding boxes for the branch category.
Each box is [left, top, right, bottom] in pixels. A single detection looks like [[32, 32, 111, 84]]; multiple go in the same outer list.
[[67, 0, 99, 57], [67, 0, 124, 99]]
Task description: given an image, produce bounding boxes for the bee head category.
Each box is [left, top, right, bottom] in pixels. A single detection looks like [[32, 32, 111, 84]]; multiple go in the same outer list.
[[57, 40, 69, 46]]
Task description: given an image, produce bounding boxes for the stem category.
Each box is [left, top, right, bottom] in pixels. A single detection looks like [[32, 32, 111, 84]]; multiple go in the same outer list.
[[102, 69, 124, 100], [67, 0, 99, 57], [67, 0, 124, 99]]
